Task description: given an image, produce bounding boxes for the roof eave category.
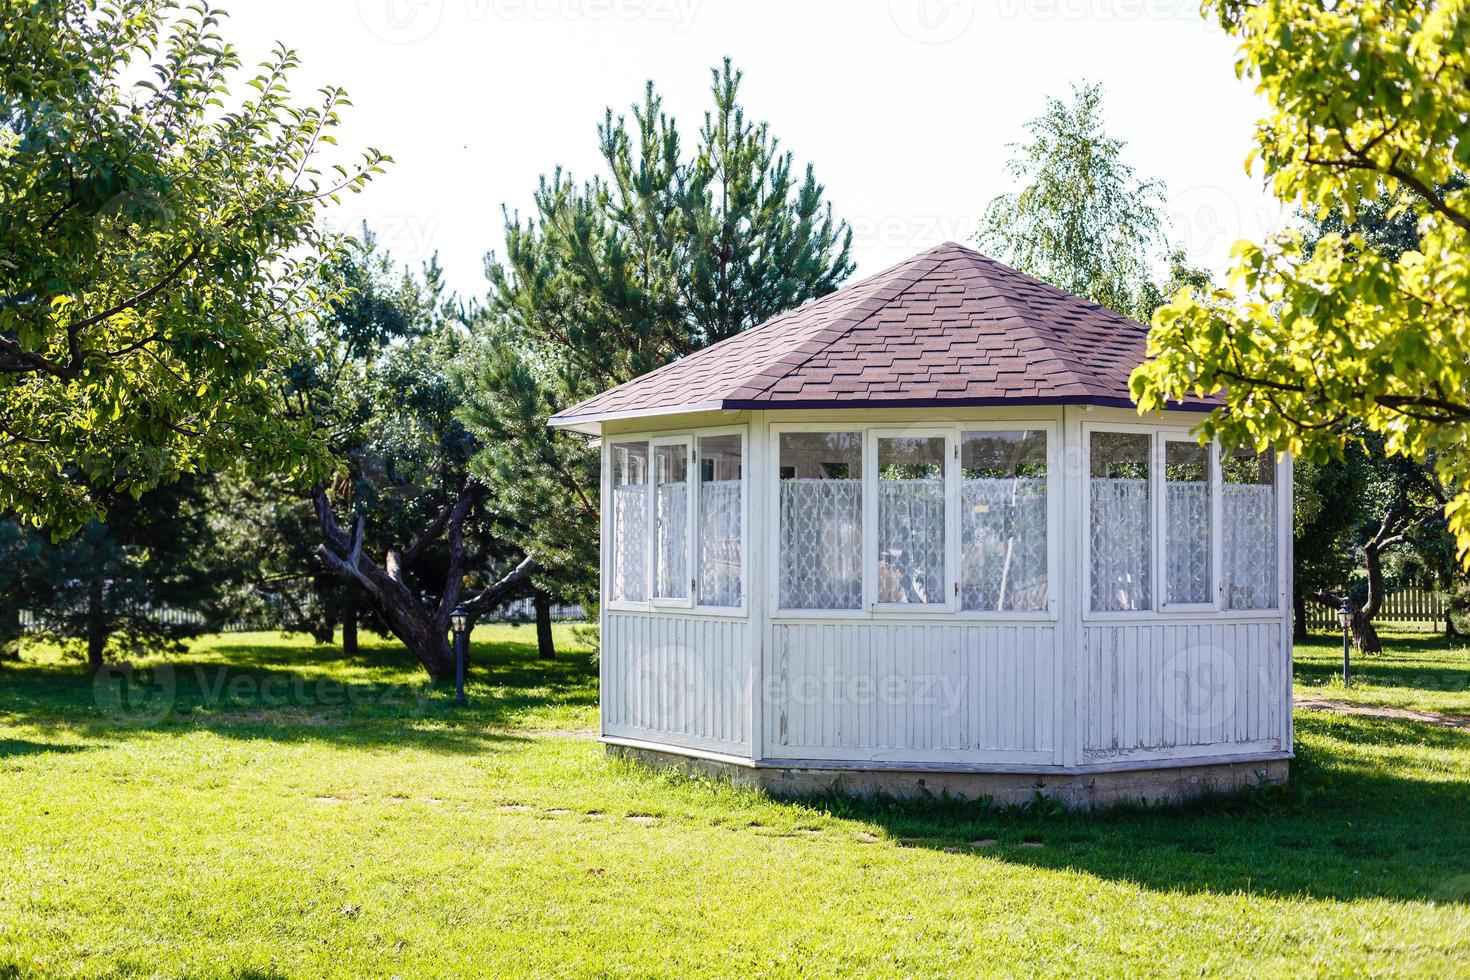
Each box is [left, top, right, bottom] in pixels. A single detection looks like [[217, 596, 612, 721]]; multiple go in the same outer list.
[[547, 400, 729, 433], [549, 393, 1220, 432]]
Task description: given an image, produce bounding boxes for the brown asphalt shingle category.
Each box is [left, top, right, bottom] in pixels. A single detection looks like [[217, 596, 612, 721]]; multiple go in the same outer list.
[[549, 241, 1213, 426]]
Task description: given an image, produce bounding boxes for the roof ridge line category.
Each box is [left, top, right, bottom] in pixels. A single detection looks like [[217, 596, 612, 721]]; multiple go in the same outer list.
[[722, 253, 949, 402]]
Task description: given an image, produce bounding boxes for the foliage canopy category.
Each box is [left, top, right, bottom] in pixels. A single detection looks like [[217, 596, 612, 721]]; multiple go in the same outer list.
[[0, 0, 386, 532], [1133, 0, 1470, 559]]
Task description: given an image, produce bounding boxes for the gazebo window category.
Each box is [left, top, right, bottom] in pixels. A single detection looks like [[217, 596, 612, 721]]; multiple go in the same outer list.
[[1164, 440, 1213, 606], [652, 441, 691, 601], [960, 430, 1048, 611], [1088, 430, 1281, 615], [1223, 448, 1277, 610], [697, 433, 743, 607], [610, 441, 649, 603], [1090, 431, 1152, 612], [779, 431, 863, 609], [876, 435, 948, 605]]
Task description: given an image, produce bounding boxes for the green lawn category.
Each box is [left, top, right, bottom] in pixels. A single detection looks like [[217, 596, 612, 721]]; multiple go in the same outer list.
[[2, 626, 1468, 977], [1294, 631, 1470, 719]]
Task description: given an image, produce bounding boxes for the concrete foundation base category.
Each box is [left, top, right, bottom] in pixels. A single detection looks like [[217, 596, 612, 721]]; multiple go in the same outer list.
[[607, 743, 1290, 809]]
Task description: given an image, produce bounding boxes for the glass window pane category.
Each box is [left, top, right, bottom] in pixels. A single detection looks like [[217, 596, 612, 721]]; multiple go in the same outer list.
[[779, 432, 862, 609], [653, 444, 689, 600], [1223, 448, 1277, 609], [697, 434, 742, 607], [961, 430, 1047, 611], [610, 442, 648, 603], [1090, 431, 1151, 611], [1165, 441, 1212, 605], [878, 436, 947, 605]]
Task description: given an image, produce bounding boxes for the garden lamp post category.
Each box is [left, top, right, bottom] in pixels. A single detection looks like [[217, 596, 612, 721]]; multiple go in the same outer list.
[[450, 605, 470, 706], [1337, 598, 1353, 688]]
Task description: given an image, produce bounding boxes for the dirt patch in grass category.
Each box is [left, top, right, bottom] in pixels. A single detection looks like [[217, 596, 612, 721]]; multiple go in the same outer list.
[[1296, 697, 1470, 729]]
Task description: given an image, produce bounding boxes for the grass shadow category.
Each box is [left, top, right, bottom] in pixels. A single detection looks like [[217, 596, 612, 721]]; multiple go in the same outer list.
[[0, 626, 598, 756], [763, 710, 1470, 905]]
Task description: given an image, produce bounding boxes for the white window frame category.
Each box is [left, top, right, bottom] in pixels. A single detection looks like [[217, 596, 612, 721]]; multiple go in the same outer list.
[[649, 434, 696, 610], [603, 427, 749, 617], [1220, 441, 1284, 614], [868, 427, 958, 613], [604, 437, 653, 613], [957, 421, 1059, 618], [769, 421, 870, 620], [1083, 422, 1283, 621], [1159, 434, 1217, 613], [1082, 421, 1159, 619], [768, 419, 1060, 621], [692, 425, 749, 615]]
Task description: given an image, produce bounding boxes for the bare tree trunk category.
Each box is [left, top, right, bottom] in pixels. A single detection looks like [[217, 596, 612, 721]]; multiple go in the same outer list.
[[311, 487, 539, 678], [1314, 496, 1409, 656], [1293, 591, 1308, 641], [86, 575, 106, 674], [1351, 612, 1382, 654], [534, 590, 556, 660]]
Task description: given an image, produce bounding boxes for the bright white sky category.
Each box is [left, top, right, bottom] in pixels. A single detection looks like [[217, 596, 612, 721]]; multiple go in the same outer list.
[[225, 0, 1289, 300]]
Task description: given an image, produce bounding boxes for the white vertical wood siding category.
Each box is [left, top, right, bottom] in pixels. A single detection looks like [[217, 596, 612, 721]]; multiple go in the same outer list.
[[763, 622, 1057, 765], [603, 611, 752, 755], [1080, 620, 1287, 763]]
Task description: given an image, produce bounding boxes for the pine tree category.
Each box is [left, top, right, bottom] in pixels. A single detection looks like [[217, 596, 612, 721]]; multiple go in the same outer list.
[[460, 60, 853, 604]]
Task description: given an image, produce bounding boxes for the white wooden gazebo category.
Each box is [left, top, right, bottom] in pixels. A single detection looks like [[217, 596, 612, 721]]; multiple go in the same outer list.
[[550, 242, 1292, 807]]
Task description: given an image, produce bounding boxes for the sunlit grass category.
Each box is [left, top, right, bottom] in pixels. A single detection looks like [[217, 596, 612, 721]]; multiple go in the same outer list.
[[1294, 629, 1470, 719], [1, 625, 1467, 976]]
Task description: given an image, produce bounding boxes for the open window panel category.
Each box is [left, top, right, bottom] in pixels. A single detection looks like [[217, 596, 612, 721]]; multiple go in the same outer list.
[[649, 435, 694, 608], [1161, 436, 1217, 612], [694, 430, 745, 611], [868, 429, 957, 612]]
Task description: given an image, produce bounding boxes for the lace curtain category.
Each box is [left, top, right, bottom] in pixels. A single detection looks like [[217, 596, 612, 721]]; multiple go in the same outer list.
[[1166, 481, 1211, 604], [1091, 477, 1151, 611], [962, 477, 1046, 611], [654, 482, 688, 599], [612, 484, 647, 602], [698, 479, 741, 607], [878, 478, 945, 603], [1223, 483, 1276, 609], [780, 479, 861, 609]]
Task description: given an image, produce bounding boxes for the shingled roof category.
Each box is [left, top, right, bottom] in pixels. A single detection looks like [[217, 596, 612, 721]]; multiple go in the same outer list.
[[549, 241, 1213, 429]]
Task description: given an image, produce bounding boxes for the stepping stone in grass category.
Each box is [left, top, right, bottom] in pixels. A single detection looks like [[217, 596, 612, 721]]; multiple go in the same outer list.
[[855, 832, 881, 843], [625, 814, 659, 825], [544, 809, 572, 815], [496, 804, 534, 812], [1020, 840, 1044, 848], [314, 796, 345, 804], [942, 846, 962, 854], [794, 828, 822, 836], [970, 838, 998, 848]]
